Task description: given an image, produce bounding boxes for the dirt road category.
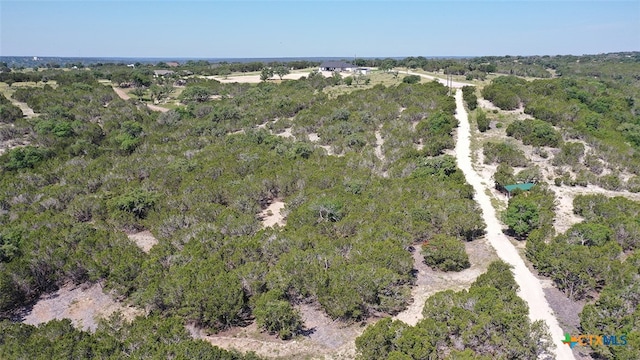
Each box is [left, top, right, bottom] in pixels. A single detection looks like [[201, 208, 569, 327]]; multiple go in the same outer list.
[[112, 86, 169, 113], [399, 70, 471, 89], [453, 89, 575, 360]]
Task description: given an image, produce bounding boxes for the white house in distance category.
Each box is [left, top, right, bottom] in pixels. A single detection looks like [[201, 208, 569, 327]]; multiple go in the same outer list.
[[319, 61, 357, 72], [319, 61, 371, 75]]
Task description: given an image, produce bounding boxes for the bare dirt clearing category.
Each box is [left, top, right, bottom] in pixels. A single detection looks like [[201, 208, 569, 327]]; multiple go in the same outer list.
[[308, 132, 339, 157], [189, 303, 364, 359], [210, 70, 346, 84], [276, 127, 294, 138], [394, 237, 497, 326], [259, 200, 286, 228], [22, 282, 142, 332], [552, 184, 640, 234], [127, 230, 159, 253], [112, 86, 131, 100]]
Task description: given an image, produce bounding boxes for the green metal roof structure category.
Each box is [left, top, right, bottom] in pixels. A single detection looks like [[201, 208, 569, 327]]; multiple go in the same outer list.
[[504, 183, 536, 193]]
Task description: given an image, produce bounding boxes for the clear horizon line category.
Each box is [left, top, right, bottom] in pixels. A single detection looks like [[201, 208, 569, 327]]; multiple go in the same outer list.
[[4, 51, 638, 60]]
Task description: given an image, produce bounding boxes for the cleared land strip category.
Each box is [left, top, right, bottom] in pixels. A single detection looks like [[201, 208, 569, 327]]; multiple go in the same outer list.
[[398, 70, 471, 89], [3, 90, 37, 118], [453, 89, 575, 360], [112, 86, 169, 112]]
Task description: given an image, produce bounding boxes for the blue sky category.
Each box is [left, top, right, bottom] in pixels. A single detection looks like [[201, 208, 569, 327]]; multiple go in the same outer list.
[[1, 0, 638, 58]]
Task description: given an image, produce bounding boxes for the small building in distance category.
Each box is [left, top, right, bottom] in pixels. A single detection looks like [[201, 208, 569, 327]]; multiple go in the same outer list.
[[319, 61, 357, 72], [166, 61, 180, 67]]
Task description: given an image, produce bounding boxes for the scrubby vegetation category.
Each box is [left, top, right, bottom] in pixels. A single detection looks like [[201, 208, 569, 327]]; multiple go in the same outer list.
[[2, 52, 640, 358], [461, 85, 477, 110], [355, 261, 553, 360], [483, 141, 529, 167], [506, 119, 562, 147], [483, 69, 640, 190], [0, 316, 262, 359], [0, 93, 23, 123], [477, 54, 640, 359], [523, 194, 640, 358], [421, 234, 470, 272], [0, 68, 487, 354]]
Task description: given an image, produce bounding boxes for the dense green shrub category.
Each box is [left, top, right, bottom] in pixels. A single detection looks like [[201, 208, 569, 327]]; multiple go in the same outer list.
[[108, 188, 158, 220], [421, 234, 470, 271], [483, 141, 529, 167], [0, 94, 23, 123], [462, 85, 477, 110], [0, 317, 263, 360], [481, 76, 528, 110], [402, 75, 421, 84], [506, 119, 562, 147], [552, 141, 585, 167], [476, 108, 489, 132], [502, 187, 555, 239], [493, 163, 516, 190], [254, 291, 303, 339], [1, 146, 51, 170]]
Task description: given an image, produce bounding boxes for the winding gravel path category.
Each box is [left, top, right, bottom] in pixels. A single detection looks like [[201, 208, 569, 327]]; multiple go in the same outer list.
[[112, 86, 169, 113], [398, 70, 470, 88], [453, 89, 575, 360]]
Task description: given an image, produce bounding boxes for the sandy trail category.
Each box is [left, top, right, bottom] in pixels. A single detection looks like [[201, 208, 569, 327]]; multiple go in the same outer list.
[[9, 98, 37, 118], [146, 103, 169, 113], [373, 126, 389, 178], [399, 70, 471, 89], [112, 86, 131, 100], [374, 127, 385, 162], [112, 86, 169, 112], [454, 89, 575, 360]]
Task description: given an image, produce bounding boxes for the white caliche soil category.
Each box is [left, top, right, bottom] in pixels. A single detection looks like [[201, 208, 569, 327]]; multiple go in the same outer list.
[[308, 133, 320, 142], [127, 230, 158, 253], [188, 322, 324, 358], [22, 282, 142, 332], [259, 200, 286, 228], [7, 97, 37, 118], [211, 71, 343, 84], [188, 304, 364, 359], [374, 127, 385, 162], [146, 103, 169, 113], [394, 237, 497, 326], [551, 184, 640, 234], [112, 86, 131, 100], [373, 126, 389, 178], [454, 89, 575, 360], [308, 132, 339, 157], [276, 127, 294, 139]]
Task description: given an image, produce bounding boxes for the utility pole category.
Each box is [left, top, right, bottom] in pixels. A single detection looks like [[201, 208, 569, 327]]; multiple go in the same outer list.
[[446, 68, 452, 96]]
